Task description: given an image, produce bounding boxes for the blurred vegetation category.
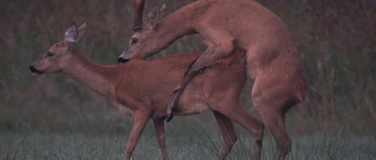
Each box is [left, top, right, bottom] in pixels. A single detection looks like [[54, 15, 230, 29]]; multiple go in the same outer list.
[[1, 130, 375, 159], [0, 0, 375, 136]]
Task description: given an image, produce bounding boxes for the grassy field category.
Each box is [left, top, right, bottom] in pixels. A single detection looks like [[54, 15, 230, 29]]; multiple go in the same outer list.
[[1, 113, 376, 160], [1, 123, 375, 160]]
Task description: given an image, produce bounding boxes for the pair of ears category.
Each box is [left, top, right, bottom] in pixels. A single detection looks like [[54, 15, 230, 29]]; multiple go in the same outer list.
[[64, 22, 87, 48], [146, 4, 167, 30], [64, 4, 166, 44]]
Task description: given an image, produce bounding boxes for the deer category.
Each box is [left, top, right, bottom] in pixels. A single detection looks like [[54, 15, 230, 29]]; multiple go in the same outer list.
[[117, 0, 308, 159], [28, 22, 267, 160]]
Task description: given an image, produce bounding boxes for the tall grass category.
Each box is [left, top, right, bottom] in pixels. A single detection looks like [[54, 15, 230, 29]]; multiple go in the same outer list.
[[1, 125, 375, 160]]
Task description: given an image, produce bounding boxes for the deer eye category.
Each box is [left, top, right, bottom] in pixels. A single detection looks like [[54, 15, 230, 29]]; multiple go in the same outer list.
[[46, 51, 54, 58], [131, 38, 138, 44]]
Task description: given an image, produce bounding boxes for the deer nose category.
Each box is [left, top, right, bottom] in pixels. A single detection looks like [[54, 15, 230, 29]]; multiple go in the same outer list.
[[29, 65, 43, 75], [29, 66, 37, 73], [117, 57, 130, 64]]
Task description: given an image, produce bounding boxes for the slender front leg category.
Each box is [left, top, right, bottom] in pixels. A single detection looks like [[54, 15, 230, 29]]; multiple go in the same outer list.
[[166, 39, 234, 121], [213, 111, 237, 160], [123, 110, 151, 160], [153, 118, 169, 160]]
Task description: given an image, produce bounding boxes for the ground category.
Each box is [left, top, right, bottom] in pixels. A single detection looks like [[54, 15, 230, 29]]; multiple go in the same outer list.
[[1, 119, 375, 160]]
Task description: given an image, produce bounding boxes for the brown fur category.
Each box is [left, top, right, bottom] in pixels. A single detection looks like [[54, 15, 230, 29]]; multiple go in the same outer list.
[[120, 0, 309, 159], [29, 23, 265, 160]]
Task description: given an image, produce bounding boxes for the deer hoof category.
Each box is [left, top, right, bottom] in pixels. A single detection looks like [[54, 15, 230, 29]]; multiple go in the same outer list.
[[165, 113, 174, 122]]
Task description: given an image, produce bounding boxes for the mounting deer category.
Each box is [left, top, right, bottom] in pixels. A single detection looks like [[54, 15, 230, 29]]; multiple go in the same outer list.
[[28, 22, 266, 160], [117, 0, 308, 159]]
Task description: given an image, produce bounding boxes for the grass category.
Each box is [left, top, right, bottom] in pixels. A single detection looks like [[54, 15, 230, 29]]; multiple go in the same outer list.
[[1, 125, 375, 160], [1, 113, 375, 160]]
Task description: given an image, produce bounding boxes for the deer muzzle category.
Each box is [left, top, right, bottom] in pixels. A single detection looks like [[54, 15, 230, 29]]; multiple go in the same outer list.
[[28, 65, 44, 75], [117, 57, 130, 64]]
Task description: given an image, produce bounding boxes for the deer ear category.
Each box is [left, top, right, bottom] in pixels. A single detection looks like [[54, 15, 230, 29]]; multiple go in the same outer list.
[[147, 4, 166, 30], [158, 4, 166, 20], [64, 22, 78, 44], [147, 5, 159, 28], [76, 22, 87, 43]]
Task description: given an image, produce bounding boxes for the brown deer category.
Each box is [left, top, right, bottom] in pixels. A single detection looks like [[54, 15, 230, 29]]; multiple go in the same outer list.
[[117, 0, 308, 159], [28, 22, 266, 160]]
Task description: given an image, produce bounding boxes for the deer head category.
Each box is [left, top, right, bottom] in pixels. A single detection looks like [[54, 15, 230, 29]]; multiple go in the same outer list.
[[29, 22, 87, 75], [118, 4, 166, 63]]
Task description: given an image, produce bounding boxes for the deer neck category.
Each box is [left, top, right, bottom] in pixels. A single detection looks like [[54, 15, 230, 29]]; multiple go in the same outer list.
[[154, 19, 194, 49], [62, 51, 118, 96], [150, 1, 209, 50]]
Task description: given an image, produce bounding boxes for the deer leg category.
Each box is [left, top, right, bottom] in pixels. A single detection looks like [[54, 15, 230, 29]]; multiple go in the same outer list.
[[152, 118, 169, 160], [251, 74, 294, 160], [212, 101, 264, 160], [123, 110, 151, 160], [166, 37, 235, 121], [259, 111, 291, 160], [213, 111, 237, 160]]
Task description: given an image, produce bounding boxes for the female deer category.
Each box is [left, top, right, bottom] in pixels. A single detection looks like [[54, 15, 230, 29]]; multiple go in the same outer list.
[[29, 22, 264, 160]]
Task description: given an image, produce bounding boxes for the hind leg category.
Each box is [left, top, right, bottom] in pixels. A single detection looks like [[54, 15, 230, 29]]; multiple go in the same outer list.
[[152, 118, 169, 160], [259, 109, 291, 160], [252, 94, 293, 159], [251, 86, 293, 159], [213, 111, 237, 160], [247, 50, 297, 159], [211, 100, 264, 160]]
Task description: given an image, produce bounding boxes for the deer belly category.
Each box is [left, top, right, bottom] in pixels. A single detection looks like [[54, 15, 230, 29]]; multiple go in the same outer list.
[[175, 98, 210, 116]]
